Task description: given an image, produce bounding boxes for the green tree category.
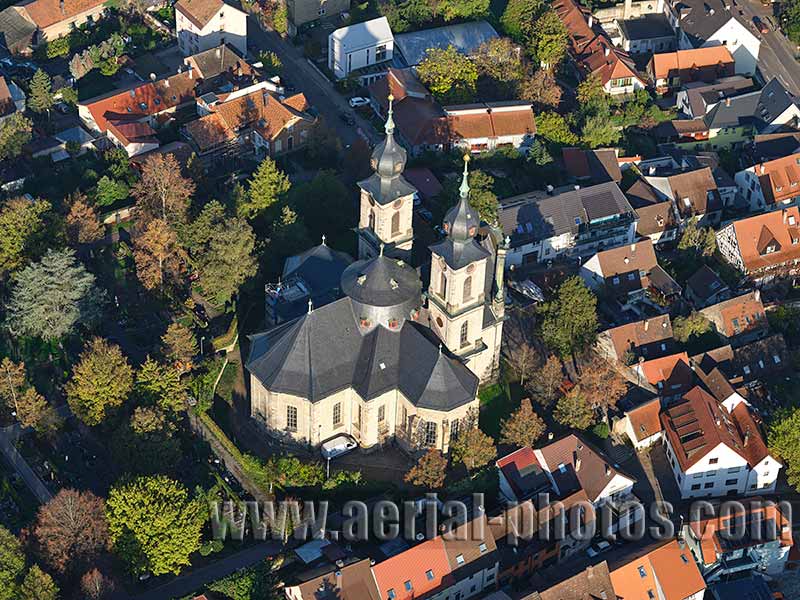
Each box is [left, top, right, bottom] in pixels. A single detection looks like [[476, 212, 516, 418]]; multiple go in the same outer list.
[[136, 357, 185, 412], [59, 86, 78, 106], [207, 562, 281, 600], [93, 176, 129, 206], [501, 398, 546, 448], [404, 449, 447, 488], [6, 249, 104, 342], [473, 37, 525, 100], [111, 408, 181, 476], [673, 311, 712, 343], [106, 475, 205, 576], [267, 205, 311, 272], [0, 358, 26, 418], [450, 427, 496, 471], [464, 170, 498, 224], [20, 565, 59, 600], [0, 113, 33, 160], [0, 197, 50, 276], [0, 526, 24, 600], [28, 70, 54, 115], [581, 114, 621, 148], [554, 386, 594, 429], [239, 158, 291, 219], [769, 406, 800, 489], [540, 276, 599, 359], [678, 218, 716, 257], [439, 0, 490, 20], [66, 337, 134, 426], [531, 11, 569, 68], [257, 51, 282, 77], [288, 170, 353, 239], [46, 37, 70, 58], [535, 111, 579, 147], [501, 0, 544, 41], [576, 74, 608, 113], [417, 45, 478, 104]]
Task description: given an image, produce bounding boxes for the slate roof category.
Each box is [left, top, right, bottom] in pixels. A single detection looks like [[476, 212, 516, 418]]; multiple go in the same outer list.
[[704, 78, 796, 131], [289, 558, 381, 600], [708, 576, 772, 600], [686, 264, 728, 304], [246, 297, 478, 410], [562, 148, 622, 183], [682, 76, 754, 118], [393, 20, 498, 66], [496, 445, 551, 500], [675, 0, 743, 45], [0, 7, 35, 52], [618, 13, 674, 40], [340, 254, 420, 307]]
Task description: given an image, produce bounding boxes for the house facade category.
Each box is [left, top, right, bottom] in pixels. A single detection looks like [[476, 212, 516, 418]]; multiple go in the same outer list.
[[736, 153, 800, 212], [175, 0, 247, 57], [286, 0, 349, 35], [647, 46, 735, 94], [328, 17, 394, 80]]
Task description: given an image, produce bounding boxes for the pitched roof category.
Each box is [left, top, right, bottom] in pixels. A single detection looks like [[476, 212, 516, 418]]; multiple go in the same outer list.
[[529, 562, 616, 600], [749, 152, 800, 206], [445, 102, 536, 141], [441, 515, 498, 579], [175, 0, 225, 29], [562, 148, 622, 183], [733, 333, 789, 381], [290, 558, 381, 600], [183, 43, 254, 80], [636, 201, 678, 237], [639, 352, 692, 390], [496, 445, 551, 500], [20, 0, 106, 29], [704, 78, 795, 131], [661, 167, 721, 217], [393, 20, 498, 66], [627, 397, 663, 442], [700, 291, 767, 338], [675, 0, 747, 44], [617, 13, 674, 40], [649, 46, 734, 80], [686, 265, 728, 304], [603, 315, 673, 361], [403, 167, 442, 199], [329, 16, 393, 50], [590, 238, 680, 297], [0, 76, 15, 118], [609, 539, 706, 600], [371, 537, 453, 600], [0, 6, 36, 52], [682, 76, 755, 118], [728, 206, 800, 272]]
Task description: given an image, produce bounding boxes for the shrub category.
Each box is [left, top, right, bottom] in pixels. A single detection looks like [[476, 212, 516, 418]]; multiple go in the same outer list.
[[592, 422, 610, 439]]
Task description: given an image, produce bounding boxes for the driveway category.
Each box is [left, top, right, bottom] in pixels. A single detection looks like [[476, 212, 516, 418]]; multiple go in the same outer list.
[[738, 0, 800, 94]]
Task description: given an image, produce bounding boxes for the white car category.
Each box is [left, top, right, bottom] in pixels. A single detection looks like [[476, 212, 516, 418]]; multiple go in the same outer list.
[[586, 540, 612, 558], [349, 96, 370, 108], [320, 434, 357, 460]]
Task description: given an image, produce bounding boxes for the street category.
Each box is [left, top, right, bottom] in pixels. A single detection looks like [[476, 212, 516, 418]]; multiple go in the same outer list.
[[246, 17, 380, 148]]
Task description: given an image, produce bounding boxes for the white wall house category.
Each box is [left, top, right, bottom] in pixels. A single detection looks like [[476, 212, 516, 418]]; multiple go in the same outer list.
[[176, 0, 247, 57], [735, 153, 800, 212], [675, 15, 760, 76], [328, 17, 394, 80]]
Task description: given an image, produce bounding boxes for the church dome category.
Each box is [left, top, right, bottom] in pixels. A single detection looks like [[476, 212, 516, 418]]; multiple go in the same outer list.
[[370, 95, 407, 179]]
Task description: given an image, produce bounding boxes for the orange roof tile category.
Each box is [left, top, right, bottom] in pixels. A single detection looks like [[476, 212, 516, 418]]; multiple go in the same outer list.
[[639, 352, 692, 388], [371, 537, 453, 600], [175, 0, 224, 29], [610, 539, 706, 600], [730, 207, 800, 272], [627, 398, 662, 442], [21, 0, 107, 29], [700, 291, 767, 338], [752, 153, 800, 205], [650, 47, 735, 81], [604, 315, 673, 361]]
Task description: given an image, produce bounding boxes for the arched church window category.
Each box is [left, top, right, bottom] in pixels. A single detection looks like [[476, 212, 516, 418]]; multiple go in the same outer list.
[[440, 271, 447, 299], [463, 276, 472, 302], [460, 322, 469, 347], [391, 211, 400, 235]]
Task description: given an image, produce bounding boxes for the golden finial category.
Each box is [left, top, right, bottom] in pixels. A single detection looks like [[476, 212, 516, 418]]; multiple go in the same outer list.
[[463, 154, 470, 163]]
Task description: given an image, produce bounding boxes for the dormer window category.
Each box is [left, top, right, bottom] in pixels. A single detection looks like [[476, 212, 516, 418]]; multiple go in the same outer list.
[[790, 216, 797, 225]]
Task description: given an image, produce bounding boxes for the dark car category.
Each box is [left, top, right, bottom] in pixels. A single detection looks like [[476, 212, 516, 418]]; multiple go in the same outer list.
[[753, 16, 769, 33], [339, 111, 356, 126]]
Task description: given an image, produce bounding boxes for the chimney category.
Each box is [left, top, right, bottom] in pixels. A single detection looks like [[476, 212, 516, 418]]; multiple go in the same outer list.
[[188, 65, 193, 79], [588, 15, 594, 27], [604, 464, 611, 476], [744, 431, 750, 446], [760, 164, 766, 175], [215, 46, 221, 59], [725, 97, 731, 107], [648, 166, 656, 175], [548, 432, 554, 441], [604, 46, 610, 57], [576, 456, 582, 471], [754, 288, 761, 302], [644, 319, 650, 331], [631, 242, 637, 252], [59, 0, 64, 14]]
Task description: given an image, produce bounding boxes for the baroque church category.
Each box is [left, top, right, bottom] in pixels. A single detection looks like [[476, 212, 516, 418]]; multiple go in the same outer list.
[[245, 98, 507, 453]]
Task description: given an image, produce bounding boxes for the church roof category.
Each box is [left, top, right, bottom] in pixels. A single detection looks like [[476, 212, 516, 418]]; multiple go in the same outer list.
[[430, 238, 491, 271], [357, 172, 417, 206], [282, 242, 353, 294], [246, 297, 478, 409], [341, 253, 421, 307]]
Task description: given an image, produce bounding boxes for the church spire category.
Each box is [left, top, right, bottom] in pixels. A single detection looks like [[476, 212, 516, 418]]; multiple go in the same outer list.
[[385, 94, 395, 135], [444, 155, 480, 242], [459, 153, 470, 199]]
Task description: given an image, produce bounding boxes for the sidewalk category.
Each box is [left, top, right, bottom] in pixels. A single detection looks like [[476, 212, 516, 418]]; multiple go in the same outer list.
[[0, 425, 52, 504]]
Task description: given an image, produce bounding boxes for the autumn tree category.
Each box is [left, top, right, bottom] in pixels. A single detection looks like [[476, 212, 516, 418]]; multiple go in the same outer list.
[[131, 154, 195, 225], [500, 0, 544, 42], [404, 449, 448, 488], [133, 219, 187, 292], [0, 113, 32, 160], [473, 37, 525, 99], [518, 69, 563, 111], [34, 488, 109, 574], [0, 358, 25, 418], [19, 565, 58, 600], [501, 398, 546, 448], [540, 276, 599, 360], [531, 10, 569, 69], [576, 74, 608, 112], [16, 388, 48, 430], [451, 428, 496, 472], [239, 158, 291, 219], [554, 386, 594, 429], [417, 45, 478, 104], [673, 311, 712, 343], [106, 475, 205, 575], [529, 355, 563, 407], [80, 569, 114, 600], [678, 218, 717, 257], [136, 357, 185, 412], [111, 408, 181, 476], [506, 341, 539, 387], [161, 322, 198, 371], [579, 355, 627, 423], [66, 337, 134, 426], [0, 197, 51, 276], [65, 194, 104, 245]]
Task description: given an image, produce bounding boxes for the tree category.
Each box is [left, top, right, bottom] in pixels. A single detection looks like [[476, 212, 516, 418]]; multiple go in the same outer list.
[[239, 158, 291, 219], [518, 69, 563, 111], [267, 205, 311, 271], [80, 569, 114, 600], [451, 428, 496, 471], [678, 218, 716, 257], [540, 276, 599, 359], [207, 562, 281, 600], [16, 388, 47, 430], [527, 139, 554, 167], [19, 565, 58, 600], [66, 337, 134, 426], [404, 449, 448, 488], [111, 408, 181, 476], [439, 0, 490, 21], [304, 119, 341, 167], [136, 357, 185, 412], [27, 70, 54, 116], [106, 475, 205, 576], [531, 11, 569, 69], [0, 526, 25, 600], [473, 38, 525, 99], [581, 114, 621, 148], [0, 358, 25, 417], [288, 170, 354, 239], [506, 341, 539, 387], [257, 50, 283, 76], [578, 355, 627, 423], [6, 249, 104, 342], [186, 201, 257, 305], [554, 386, 594, 429], [501, 398, 546, 448], [501, 0, 544, 41], [93, 175, 129, 206], [576, 74, 608, 115], [0, 197, 50, 276], [529, 355, 563, 407], [34, 488, 109, 574], [465, 170, 499, 224], [769, 406, 800, 489], [161, 322, 198, 371], [673, 311, 712, 343], [131, 154, 194, 225], [65, 195, 104, 245], [417, 45, 478, 104], [45, 37, 70, 58], [133, 219, 187, 292], [0, 113, 32, 160], [535, 111, 579, 147]]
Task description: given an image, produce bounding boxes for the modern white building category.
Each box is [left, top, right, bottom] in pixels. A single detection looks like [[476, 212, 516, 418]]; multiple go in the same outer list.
[[328, 16, 394, 80], [175, 0, 247, 57]]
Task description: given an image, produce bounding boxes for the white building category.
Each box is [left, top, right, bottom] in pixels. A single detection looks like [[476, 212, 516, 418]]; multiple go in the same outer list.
[[661, 386, 781, 499], [328, 16, 394, 80], [735, 152, 800, 212], [620, 398, 663, 449], [175, 0, 247, 57]]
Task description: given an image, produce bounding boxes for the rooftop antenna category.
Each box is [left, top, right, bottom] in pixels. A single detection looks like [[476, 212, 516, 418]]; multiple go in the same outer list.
[[307, 298, 313, 314], [321, 234, 326, 246], [379, 242, 385, 257]]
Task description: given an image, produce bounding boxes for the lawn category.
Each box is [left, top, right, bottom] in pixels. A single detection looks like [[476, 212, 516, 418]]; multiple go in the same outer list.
[[77, 71, 117, 101], [478, 380, 525, 440]]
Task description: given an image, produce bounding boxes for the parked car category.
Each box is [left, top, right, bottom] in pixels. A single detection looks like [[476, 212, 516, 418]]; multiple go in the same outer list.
[[753, 16, 769, 33], [417, 208, 433, 222], [349, 96, 370, 108], [320, 434, 357, 460], [339, 111, 356, 126], [508, 279, 546, 302], [586, 540, 612, 558]]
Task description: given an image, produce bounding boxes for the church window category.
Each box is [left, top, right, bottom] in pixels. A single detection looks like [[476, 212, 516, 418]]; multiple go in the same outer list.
[[368, 211, 375, 231], [333, 402, 342, 427], [463, 276, 472, 302], [440, 271, 448, 298], [378, 405, 385, 422], [460, 322, 469, 347], [286, 406, 297, 431], [391, 211, 400, 235], [451, 418, 460, 439], [424, 421, 437, 447]]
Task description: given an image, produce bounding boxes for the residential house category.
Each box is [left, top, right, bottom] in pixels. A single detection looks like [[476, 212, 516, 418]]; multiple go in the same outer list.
[[175, 0, 247, 57], [440, 515, 500, 599], [633, 351, 694, 401], [736, 152, 800, 212], [392, 20, 498, 68], [0, 0, 107, 51], [625, 179, 681, 245], [328, 17, 394, 81], [751, 131, 800, 163], [648, 46, 735, 94], [596, 314, 675, 364], [690, 334, 789, 387], [498, 181, 638, 266], [182, 84, 315, 165], [284, 558, 380, 600], [183, 44, 259, 95], [25, 125, 95, 161], [620, 397, 664, 448], [716, 206, 800, 285], [644, 166, 722, 225], [609, 539, 706, 600], [614, 13, 676, 54], [661, 386, 781, 498], [562, 147, 622, 184], [522, 562, 616, 600], [580, 238, 682, 310], [0, 75, 24, 122], [445, 102, 536, 153], [286, 0, 349, 36], [78, 71, 198, 156], [685, 265, 730, 308], [668, 0, 761, 76], [683, 499, 792, 580], [708, 575, 778, 600], [496, 446, 552, 504], [676, 76, 755, 119], [699, 291, 768, 347]]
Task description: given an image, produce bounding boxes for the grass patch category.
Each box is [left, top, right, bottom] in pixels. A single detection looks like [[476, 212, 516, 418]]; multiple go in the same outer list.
[[479, 380, 524, 440], [77, 70, 116, 101]]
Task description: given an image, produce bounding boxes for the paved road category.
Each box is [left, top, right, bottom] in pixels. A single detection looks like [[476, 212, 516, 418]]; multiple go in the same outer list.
[[246, 17, 380, 148], [0, 425, 53, 504]]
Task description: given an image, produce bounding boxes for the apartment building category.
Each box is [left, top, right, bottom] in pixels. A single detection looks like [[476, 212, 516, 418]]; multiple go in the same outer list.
[[175, 0, 247, 57]]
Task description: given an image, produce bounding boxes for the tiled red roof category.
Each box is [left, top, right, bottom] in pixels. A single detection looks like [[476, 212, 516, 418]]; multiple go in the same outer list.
[[627, 398, 662, 442], [22, 0, 106, 29], [371, 537, 453, 600]]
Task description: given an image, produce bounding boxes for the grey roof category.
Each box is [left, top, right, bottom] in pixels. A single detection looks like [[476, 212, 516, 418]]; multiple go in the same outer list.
[[283, 242, 353, 293], [0, 7, 35, 53], [430, 237, 491, 271], [682, 76, 754, 118], [498, 182, 635, 247], [246, 297, 478, 409], [686, 264, 726, 301], [704, 78, 796, 131], [676, 0, 741, 45], [625, 179, 663, 208], [186, 44, 248, 78], [357, 172, 417, 206], [618, 14, 674, 41], [708, 576, 772, 600], [393, 20, 498, 66], [330, 17, 393, 52], [340, 254, 421, 307]]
